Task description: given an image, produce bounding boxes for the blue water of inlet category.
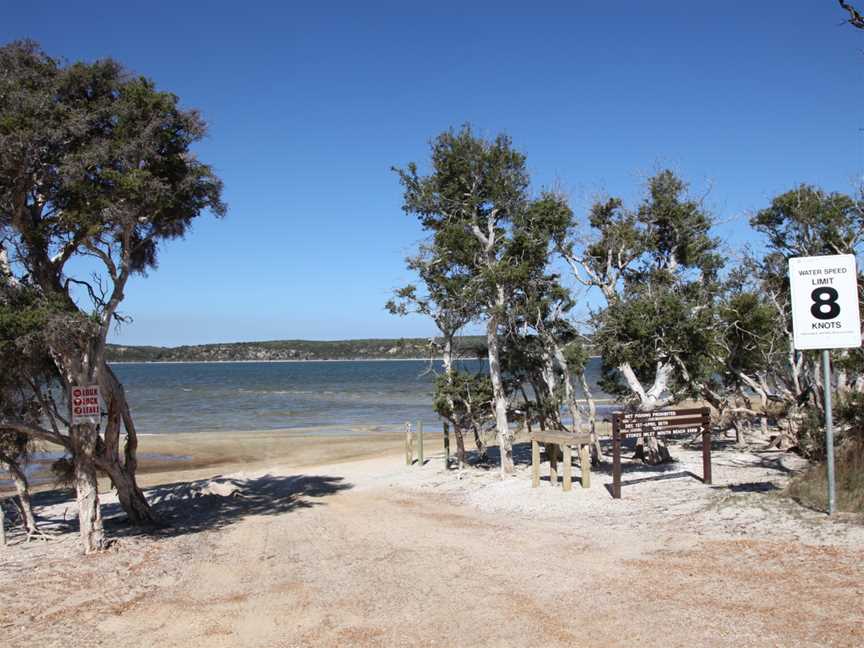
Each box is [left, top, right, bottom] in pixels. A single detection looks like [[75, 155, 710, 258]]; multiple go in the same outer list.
[[109, 357, 613, 435]]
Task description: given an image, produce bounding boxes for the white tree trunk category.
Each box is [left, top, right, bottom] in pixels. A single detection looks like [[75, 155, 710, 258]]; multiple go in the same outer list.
[[454, 430, 467, 469], [619, 361, 674, 464], [577, 370, 603, 463], [619, 361, 674, 411], [644, 361, 674, 408], [486, 291, 513, 476], [71, 424, 105, 554], [98, 367, 159, 525], [550, 342, 584, 435], [471, 425, 487, 461], [540, 349, 561, 428]]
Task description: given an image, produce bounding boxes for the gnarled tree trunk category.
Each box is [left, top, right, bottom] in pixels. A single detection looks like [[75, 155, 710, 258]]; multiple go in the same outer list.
[[4, 458, 37, 534], [96, 379, 159, 526], [471, 426, 487, 462], [620, 360, 675, 464], [71, 423, 105, 553], [454, 429, 467, 468], [633, 434, 672, 465]]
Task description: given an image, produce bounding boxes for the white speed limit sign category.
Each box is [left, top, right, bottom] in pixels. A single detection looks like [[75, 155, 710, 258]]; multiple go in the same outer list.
[[789, 254, 862, 350]]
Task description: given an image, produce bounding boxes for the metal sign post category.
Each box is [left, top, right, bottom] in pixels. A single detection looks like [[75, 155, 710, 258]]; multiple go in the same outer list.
[[822, 350, 835, 515], [789, 254, 862, 516]]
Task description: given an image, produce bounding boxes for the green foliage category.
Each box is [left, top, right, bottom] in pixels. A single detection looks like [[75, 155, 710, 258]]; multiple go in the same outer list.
[[394, 125, 569, 309], [562, 339, 590, 374], [0, 39, 225, 314], [433, 370, 494, 432], [715, 267, 783, 389], [386, 244, 480, 341], [395, 125, 528, 234], [738, 184, 864, 432], [0, 281, 64, 388], [0, 279, 66, 467], [751, 185, 863, 257], [590, 170, 723, 399]]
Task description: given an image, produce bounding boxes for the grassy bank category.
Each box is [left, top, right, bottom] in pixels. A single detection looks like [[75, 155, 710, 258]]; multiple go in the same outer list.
[[787, 440, 864, 514]]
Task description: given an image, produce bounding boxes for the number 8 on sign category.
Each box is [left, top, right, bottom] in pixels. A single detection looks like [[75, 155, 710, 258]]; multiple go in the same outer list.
[[810, 287, 840, 320]]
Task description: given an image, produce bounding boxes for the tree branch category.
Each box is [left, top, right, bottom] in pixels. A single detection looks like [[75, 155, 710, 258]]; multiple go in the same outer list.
[[840, 0, 864, 29], [0, 420, 69, 449]]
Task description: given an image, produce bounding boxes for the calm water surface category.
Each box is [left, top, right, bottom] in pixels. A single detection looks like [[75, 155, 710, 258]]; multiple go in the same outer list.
[[1, 359, 610, 487], [111, 358, 609, 435]]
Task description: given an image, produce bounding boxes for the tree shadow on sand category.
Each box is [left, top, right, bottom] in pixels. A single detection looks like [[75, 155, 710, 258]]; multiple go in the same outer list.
[[103, 474, 352, 540], [464, 441, 535, 469], [10, 474, 352, 544]]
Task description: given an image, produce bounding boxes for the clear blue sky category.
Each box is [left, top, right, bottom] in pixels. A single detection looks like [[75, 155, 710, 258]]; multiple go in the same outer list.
[[3, 1, 863, 346]]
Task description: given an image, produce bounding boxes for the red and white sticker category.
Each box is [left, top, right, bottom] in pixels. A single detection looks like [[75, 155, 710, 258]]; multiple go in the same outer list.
[[71, 385, 101, 424]]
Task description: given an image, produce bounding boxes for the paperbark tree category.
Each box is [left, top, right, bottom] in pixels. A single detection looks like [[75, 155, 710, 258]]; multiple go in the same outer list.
[[557, 196, 674, 412], [0, 432, 39, 537], [387, 245, 479, 467], [736, 185, 864, 454], [0, 276, 65, 538], [0, 41, 225, 551], [557, 171, 723, 463], [433, 371, 495, 466], [508, 272, 586, 436], [394, 126, 569, 475]]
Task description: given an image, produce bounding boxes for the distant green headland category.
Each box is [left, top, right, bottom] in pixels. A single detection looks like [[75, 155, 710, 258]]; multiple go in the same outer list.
[[106, 336, 489, 363]]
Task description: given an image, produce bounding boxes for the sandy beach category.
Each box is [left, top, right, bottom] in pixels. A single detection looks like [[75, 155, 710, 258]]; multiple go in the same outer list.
[[131, 427, 414, 486], [1, 426, 415, 496], [2, 431, 863, 648]]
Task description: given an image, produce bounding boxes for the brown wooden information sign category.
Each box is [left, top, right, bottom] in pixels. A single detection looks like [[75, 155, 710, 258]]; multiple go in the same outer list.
[[611, 407, 712, 499]]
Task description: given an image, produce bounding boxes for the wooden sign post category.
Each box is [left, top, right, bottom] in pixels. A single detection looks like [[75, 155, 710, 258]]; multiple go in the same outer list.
[[611, 407, 712, 499], [405, 422, 413, 465]]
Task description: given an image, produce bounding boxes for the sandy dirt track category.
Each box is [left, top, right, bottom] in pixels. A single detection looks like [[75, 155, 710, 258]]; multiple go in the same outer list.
[[1, 442, 863, 648]]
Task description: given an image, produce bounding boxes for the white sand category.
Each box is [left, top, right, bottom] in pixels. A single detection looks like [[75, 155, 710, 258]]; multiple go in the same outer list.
[[1, 436, 862, 648]]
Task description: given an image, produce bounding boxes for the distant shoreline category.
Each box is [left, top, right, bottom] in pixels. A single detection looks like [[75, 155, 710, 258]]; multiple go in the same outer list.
[[109, 357, 439, 365], [108, 355, 602, 365]]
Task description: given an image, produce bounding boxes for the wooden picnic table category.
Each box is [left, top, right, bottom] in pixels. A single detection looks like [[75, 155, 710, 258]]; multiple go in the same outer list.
[[530, 431, 592, 491]]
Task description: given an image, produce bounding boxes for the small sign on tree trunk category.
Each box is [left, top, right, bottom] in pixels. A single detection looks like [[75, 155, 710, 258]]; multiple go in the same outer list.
[[71, 385, 101, 425]]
